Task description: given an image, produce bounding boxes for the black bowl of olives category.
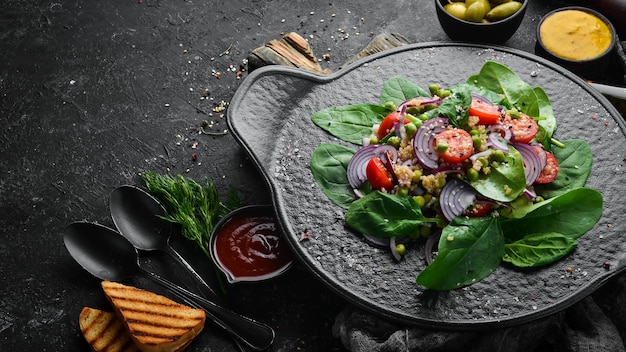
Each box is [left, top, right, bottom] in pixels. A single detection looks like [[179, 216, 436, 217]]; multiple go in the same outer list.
[[435, 0, 527, 44]]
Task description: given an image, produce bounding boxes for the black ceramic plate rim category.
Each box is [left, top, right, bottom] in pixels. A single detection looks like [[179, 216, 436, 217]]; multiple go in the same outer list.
[[227, 41, 626, 329]]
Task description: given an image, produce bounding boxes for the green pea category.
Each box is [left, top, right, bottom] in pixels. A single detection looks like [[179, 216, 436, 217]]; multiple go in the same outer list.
[[369, 136, 379, 145], [436, 141, 449, 153], [491, 149, 505, 162], [428, 84, 440, 95], [412, 170, 423, 182], [397, 187, 409, 196], [404, 122, 417, 137], [485, 1, 522, 21], [383, 101, 397, 111], [466, 168, 479, 182], [478, 156, 489, 167], [413, 195, 426, 207], [472, 135, 482, 148], [395, 243, 407, 256], [387, 136, 401, 148]]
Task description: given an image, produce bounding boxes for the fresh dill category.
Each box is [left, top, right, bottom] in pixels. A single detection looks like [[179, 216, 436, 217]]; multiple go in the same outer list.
[[141, 171, 240, 257]]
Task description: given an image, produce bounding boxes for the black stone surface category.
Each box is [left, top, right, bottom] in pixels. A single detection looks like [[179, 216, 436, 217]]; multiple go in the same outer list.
[[1, 0, 624, 351]]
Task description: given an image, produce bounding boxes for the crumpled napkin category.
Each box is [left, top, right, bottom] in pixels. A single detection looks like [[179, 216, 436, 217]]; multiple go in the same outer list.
[[333, 274, 626, 352]]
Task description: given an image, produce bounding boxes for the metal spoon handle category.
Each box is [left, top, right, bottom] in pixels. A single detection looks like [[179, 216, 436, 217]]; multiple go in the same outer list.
[[165, 243, 220, 302], [139, 267, 275, 352]]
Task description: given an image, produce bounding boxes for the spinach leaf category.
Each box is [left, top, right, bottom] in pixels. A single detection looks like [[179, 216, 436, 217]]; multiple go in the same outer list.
[[499, 194, 534, 219], [469, 145, 526, 202], [500, 188, 603, 241], [535, 139, 593, 199], [534, 87, 557, 143], [345, 191, 440, 238], [467, 61, 540, 117], [311, 103, 390, 144], [310, 143, 355, 209], [416, 216, 504, 291], [502, 232, 577, 268], [435, 84, 472, 127], [379, 76, 430, 107]]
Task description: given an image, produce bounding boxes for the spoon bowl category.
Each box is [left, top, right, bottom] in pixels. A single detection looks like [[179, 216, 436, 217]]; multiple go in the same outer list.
[[110, 185, 218, 300], [62, 221, 275, 351]]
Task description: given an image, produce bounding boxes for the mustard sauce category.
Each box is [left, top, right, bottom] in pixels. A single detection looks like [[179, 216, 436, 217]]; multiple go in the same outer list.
[[539, 10, 612, 61]]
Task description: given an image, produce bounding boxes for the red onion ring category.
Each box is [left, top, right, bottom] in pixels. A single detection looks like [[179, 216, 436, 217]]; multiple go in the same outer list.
[[488, 131, 510, 152], [487, 124, 512, 142], [412, 117, 448, 170], [439, 178, 478, 222], [513, 142, 547, 186], [346, 144, 399, 189], [424, 232, 440, 265]]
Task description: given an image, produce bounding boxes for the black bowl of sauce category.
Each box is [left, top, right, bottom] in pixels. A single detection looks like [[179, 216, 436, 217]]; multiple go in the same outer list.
[[209, 205, 294, 283]]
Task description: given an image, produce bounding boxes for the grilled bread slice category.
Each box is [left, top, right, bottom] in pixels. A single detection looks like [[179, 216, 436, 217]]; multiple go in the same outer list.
[[79, 307, 140, 352], [101, 281, 206, 352]]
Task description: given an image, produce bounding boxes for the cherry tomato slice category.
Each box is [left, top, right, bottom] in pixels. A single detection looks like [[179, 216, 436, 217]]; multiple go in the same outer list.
[[468, 99, 501, 125], [366, 157, 394, 191], [465, 202, 493, 217], [377, 111, 409, 140], [503, 113, 539, 143], [434, 128, 474, 164], [534, 152, 559, 184]]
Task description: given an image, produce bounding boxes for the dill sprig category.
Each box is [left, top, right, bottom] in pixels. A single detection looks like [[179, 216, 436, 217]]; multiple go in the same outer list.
[[141, 171, 240, 257]]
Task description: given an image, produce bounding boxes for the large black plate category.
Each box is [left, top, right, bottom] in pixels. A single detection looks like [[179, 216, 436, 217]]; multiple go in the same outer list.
[[228, 42, 626, 329]]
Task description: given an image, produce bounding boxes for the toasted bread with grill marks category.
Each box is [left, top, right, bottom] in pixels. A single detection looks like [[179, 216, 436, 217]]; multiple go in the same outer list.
[[79, 307, 140, 352], [101, 281, 206, 352]]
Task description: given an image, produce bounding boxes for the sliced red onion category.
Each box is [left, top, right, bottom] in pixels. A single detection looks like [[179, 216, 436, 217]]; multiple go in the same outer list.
[[487, 124, 512, 142], [488, 131, 510, 152], [471, 93, 492, 105], [523, 186, 537, 199], [412, 117, 448, 170], [429, 165, 464, 174], [469, 149, 493, 162], [346, 144, 399, 189], [424, 232, 440, 265], [390, 236, 402, 261], [439, 178, 478, 222], [362, 234, 410, 249], [513, 142, 547, 186], [399, 97, 443, 112]]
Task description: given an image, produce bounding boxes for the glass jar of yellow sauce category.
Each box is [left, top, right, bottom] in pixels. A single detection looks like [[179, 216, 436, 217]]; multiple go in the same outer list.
[[539, 9, 613, 61]]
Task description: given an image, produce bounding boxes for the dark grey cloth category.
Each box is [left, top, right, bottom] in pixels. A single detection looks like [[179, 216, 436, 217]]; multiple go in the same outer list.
[[333, 275, 626, 352]]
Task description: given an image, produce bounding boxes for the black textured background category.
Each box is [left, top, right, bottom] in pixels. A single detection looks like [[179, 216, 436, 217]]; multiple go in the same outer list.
[[1, 0, 624, 351]]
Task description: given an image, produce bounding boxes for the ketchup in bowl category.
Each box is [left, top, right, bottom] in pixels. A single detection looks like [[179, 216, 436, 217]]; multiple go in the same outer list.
[[210, 205, 293, 283]]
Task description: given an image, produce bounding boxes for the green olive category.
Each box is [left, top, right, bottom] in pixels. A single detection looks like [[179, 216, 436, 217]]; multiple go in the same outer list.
[[464, 2, 488, 22], [489, 0, 512, 5], [485, 1, 522, 21], [444, 2, 467, 19], [466, 0, 491, 13]]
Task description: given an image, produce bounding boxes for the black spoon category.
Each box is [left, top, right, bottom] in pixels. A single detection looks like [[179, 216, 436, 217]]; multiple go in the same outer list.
[[62, 221, 275, 352], [109, 185, 218, 301]]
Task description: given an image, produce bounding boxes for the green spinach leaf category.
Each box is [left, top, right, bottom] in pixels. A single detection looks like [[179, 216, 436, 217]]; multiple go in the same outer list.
[[535, 139, 593, 199], [501, 187, 603, 241], [416, 216, 504, 291], [534, 87, 557, 143], [435, 83, 472, 127], [310, 143, 355, 209], [311, 103, 390, 144], [379, 76, 430, 107], [469, 145, 526, 202], [345, 191, 441, 238], [503, 232, 577, 267], [467, 61, 540, 117]]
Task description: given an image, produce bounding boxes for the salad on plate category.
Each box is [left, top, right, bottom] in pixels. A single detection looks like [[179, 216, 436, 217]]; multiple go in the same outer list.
[[310, 61, 603, 291]]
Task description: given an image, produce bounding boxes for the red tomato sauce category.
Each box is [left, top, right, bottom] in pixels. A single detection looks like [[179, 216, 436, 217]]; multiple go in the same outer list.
[[214, 214, 293, 281]]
